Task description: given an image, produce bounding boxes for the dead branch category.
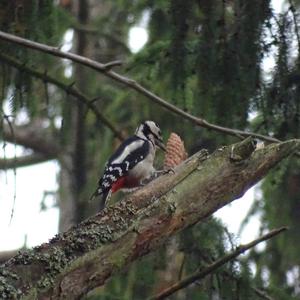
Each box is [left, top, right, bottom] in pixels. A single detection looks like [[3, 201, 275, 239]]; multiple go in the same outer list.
[[2, 122, 60, 156], [0, 138, 298, 299], [0, 31, 282, 144], [148, 227, 287, 300], [0, 153, 54, 170]]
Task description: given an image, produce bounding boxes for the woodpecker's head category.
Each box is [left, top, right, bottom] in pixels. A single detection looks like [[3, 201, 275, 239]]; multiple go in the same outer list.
[[135, 121, 166, 151]]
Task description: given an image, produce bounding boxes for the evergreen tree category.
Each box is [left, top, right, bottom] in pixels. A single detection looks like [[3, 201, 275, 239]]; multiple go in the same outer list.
[[0, 0, 299, 299]]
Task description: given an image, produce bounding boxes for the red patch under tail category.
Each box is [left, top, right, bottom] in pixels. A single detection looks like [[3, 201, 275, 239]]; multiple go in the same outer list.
[[111, 177, 126, 193]]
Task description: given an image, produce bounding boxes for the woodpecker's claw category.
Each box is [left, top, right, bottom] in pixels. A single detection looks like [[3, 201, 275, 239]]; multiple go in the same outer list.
[[164, 167, 175, 174], [154, 168, 175, 178]]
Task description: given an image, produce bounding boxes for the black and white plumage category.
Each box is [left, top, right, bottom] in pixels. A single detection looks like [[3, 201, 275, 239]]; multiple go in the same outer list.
[[91, 121, 165, 210]]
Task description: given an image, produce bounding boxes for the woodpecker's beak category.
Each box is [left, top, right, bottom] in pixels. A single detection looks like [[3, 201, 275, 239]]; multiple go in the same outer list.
[[155, 137, 166, 152]]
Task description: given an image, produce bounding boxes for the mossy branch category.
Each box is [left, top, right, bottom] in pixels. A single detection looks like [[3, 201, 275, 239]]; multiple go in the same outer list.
[[0, 138, 299, 299]]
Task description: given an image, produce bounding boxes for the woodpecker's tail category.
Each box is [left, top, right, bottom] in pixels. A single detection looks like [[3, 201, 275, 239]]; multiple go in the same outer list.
[[90, 188, 111, 211], [98, 190, 111, 211]]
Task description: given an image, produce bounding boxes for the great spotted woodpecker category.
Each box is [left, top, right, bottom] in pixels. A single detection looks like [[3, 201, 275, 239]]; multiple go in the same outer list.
[[92, 121, 166, 210]]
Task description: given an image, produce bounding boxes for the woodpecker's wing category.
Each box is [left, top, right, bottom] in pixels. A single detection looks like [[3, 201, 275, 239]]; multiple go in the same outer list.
[[98, 136, 150, 193]]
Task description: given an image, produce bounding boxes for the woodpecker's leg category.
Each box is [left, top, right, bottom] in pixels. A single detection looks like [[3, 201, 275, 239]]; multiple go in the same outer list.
[[122, 187, 140, 193], [154, 168, 175, 177], [164, 167, 175, 174], [139, 168, 175, 186]]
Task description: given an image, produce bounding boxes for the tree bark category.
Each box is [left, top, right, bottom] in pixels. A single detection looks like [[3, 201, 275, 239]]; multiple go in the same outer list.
[[72, 0, 89, 223], [57, 0, 90, 231], [0, 138, 299, 299]]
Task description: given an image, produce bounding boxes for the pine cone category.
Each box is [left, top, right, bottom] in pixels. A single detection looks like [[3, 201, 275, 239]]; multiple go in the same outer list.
[[164, 133, 188, 170]]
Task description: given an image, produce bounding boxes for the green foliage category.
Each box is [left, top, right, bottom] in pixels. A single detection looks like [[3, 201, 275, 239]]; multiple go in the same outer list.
[[169, 0, 193, 107], [0, 1, 70, 119], [258, 13, 300, 139], [248, 158, 300, 296]]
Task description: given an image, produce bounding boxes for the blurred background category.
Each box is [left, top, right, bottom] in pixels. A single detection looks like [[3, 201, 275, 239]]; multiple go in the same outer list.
[[0, 0, 299, 299]]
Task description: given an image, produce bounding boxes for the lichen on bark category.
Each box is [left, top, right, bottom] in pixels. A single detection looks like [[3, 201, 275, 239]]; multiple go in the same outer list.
[[0, 138, 299, 299]]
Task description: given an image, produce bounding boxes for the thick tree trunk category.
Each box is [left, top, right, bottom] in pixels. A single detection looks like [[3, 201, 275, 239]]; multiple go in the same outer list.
[[58, 0, 90, 231], [0, 138, 299, 299], [72, 0, 89, 223]]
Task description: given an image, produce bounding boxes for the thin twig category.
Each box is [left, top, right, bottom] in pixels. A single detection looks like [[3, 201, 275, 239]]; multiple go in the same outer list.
[[0, 31, 283, 144], [254, 287, 275, 300], [72, 25, 131, 53], [72, 24, 99, 34], [0, 52, 123, 140], [43, 73, 50, 107], [0, 115, 8, 183], [148, 227, 288, 300], [2, 114, 17, 224], [103, 60, 123, 70], [178, 254, 186, 280], [220, 269, 275, 300]]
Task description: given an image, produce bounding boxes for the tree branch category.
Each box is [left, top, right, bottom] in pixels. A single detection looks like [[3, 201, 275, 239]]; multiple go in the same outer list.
[[0, 153, 54, 170], [254, 288, 275, 300], [2, 122, 60, 156], [0, 138, 299, 299], [0, 53, 123, 141], [102, 60, 123, 70], [148, 227, 287, 300], [0, 31, 283, 143]]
